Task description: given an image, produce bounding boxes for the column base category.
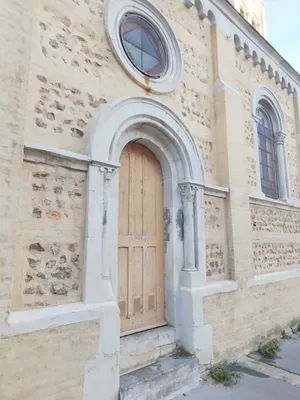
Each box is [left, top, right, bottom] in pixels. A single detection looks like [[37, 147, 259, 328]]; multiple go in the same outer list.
[[177, 286, 213, 364], [84, 301, 120, 400]]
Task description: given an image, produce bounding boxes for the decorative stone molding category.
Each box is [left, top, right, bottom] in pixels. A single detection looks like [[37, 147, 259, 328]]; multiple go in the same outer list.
[[105, 0, 183, 93], [274, 131, 287, 146], [179, 183, 199, 203], [252, 86, 290, 202], [99, 165, 118, 181], [84, 96, 212, 394], [182, 0, 216, 25], [178, 182, 202, 272], [182, 0, 299, 95], [204, 184, 229, 199], [233, 33, 295, 94]]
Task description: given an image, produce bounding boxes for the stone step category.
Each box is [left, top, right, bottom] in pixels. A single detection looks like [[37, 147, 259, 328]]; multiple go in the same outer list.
[[119, 354, 202, 400], [120, 326, 176, 374]]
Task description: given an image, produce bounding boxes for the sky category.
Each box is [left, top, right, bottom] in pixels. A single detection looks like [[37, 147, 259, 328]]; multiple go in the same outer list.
[[265, 0, 300, 73]]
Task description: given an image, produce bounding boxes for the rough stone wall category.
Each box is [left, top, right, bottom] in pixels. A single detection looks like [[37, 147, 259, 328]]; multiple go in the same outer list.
[[251, 202, 300, 274], [0, 321, 99, 400], [235, 52, 299, 202], [204, 277, 300, 361], [23, 0, 218, 184], [11, 154, 86, 310], [204, 195, 229, 280]]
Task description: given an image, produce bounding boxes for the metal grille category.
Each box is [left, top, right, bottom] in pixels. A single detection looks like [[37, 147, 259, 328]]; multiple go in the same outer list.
[[257, 107, 278, 199]]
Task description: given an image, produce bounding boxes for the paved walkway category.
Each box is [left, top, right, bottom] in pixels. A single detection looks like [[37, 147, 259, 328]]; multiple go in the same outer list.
[[173, 334, 300, 399]]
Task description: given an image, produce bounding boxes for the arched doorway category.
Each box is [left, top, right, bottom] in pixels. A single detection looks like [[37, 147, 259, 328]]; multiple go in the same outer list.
[[118, 143, 165, 335], [84, 97, 212, 399]]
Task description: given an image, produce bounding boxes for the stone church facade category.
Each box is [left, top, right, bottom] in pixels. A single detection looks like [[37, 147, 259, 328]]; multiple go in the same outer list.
[[1, 0, 300, 399]]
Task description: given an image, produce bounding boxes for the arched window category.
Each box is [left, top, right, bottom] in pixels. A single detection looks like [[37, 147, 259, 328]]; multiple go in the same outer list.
[[257, 107, 278, 199], [253, 88, 289, 201]]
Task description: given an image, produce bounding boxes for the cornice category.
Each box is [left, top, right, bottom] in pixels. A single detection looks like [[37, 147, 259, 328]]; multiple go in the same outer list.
[[182, 0, 300, 96]]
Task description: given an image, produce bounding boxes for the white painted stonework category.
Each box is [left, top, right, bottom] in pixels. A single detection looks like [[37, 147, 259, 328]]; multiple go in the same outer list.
[[83, 96, 212, 399]]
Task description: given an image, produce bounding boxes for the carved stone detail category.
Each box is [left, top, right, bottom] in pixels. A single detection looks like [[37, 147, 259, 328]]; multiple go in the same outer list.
[[179, 184, 199, 203], [274, 131, 286, 145], [99, 165, 117, 181]]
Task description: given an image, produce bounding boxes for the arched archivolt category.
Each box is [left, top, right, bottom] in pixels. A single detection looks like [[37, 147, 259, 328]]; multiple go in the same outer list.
[[87, 96, 205, 184], [252, 86, 286, 133]]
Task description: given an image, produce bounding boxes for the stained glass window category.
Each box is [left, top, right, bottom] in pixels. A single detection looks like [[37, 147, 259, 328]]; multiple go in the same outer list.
[[120, 14, 167, 77]]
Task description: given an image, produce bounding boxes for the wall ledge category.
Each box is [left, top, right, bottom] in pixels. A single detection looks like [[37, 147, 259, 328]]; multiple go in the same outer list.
[[0, 302, 111, 338], [204, 184, 229, 198], [24, 141, 90, 163], [199, 280, 238, 297], [247, 268, 300, 287], [249, 194, 298, 210]]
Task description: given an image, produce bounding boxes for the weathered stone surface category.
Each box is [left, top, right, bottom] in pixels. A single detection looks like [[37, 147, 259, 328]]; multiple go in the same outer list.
[[11, 161, 86, 310], [205, 195, 228, 280], [120, 355, 202, 400]]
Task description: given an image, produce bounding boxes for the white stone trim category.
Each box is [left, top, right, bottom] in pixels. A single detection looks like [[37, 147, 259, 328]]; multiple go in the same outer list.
[[105, 0, 183, 93], [24, 141, 90, 163], [247, 268, 300, 287], [82, 96, 212, 397], [249, 194, 294, 209], [1, 302, 104, 338], [252, 86, 290, 202], [204, 184, 229, 198], [86, 96, 204, 182], [198, 280, 238, 297]]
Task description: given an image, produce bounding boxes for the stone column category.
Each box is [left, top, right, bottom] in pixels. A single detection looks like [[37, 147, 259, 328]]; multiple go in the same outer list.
[[274, 131, 288, 200], [179, 183, 199, 271], [100, 165, 119, 301], [84, 163, 118, 304]]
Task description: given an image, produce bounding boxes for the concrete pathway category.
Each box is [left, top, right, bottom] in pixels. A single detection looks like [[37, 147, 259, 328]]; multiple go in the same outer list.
[[173, 334, 300, 399]]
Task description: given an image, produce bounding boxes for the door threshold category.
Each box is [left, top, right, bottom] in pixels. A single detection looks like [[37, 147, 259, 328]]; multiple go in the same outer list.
[[120, 321, 167, 337]]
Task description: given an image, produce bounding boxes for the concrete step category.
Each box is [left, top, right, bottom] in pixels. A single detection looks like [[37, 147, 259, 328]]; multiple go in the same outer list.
[[119, 354, 202, 400], [120, 326, 176, 374]]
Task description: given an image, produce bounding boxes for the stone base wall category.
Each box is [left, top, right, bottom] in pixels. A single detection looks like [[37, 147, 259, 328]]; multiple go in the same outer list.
[[0, 321, 99, 400], [204, 278, 300, 361]]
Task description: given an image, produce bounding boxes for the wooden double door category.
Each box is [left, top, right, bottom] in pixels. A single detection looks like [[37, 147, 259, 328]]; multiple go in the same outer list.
[[118, 143, 165, 335]]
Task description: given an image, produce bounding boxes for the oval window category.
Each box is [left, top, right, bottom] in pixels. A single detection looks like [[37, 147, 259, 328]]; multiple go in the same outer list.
[[120, 14, 167, 78]]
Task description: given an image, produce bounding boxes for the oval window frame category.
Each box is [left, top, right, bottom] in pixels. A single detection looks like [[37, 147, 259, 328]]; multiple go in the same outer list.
[[105, 0, 183, 94]]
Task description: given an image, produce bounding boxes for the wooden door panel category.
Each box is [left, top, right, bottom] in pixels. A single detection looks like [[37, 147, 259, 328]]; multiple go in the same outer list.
[[118, 142, 165, 335], [119, 151, 130, 236], [130, 150, 143, 235]]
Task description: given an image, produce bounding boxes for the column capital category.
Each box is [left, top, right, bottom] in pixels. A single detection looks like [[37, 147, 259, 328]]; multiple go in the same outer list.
[[99, 165, 117, 181], [274, 131, 287, 145], [179, 183, 200, 203]]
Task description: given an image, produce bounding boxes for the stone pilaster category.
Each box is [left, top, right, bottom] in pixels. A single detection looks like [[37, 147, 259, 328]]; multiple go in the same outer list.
[[274, 131, 288, 200], [211, 25, 254, 281], [0, 1, 37, 322]]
